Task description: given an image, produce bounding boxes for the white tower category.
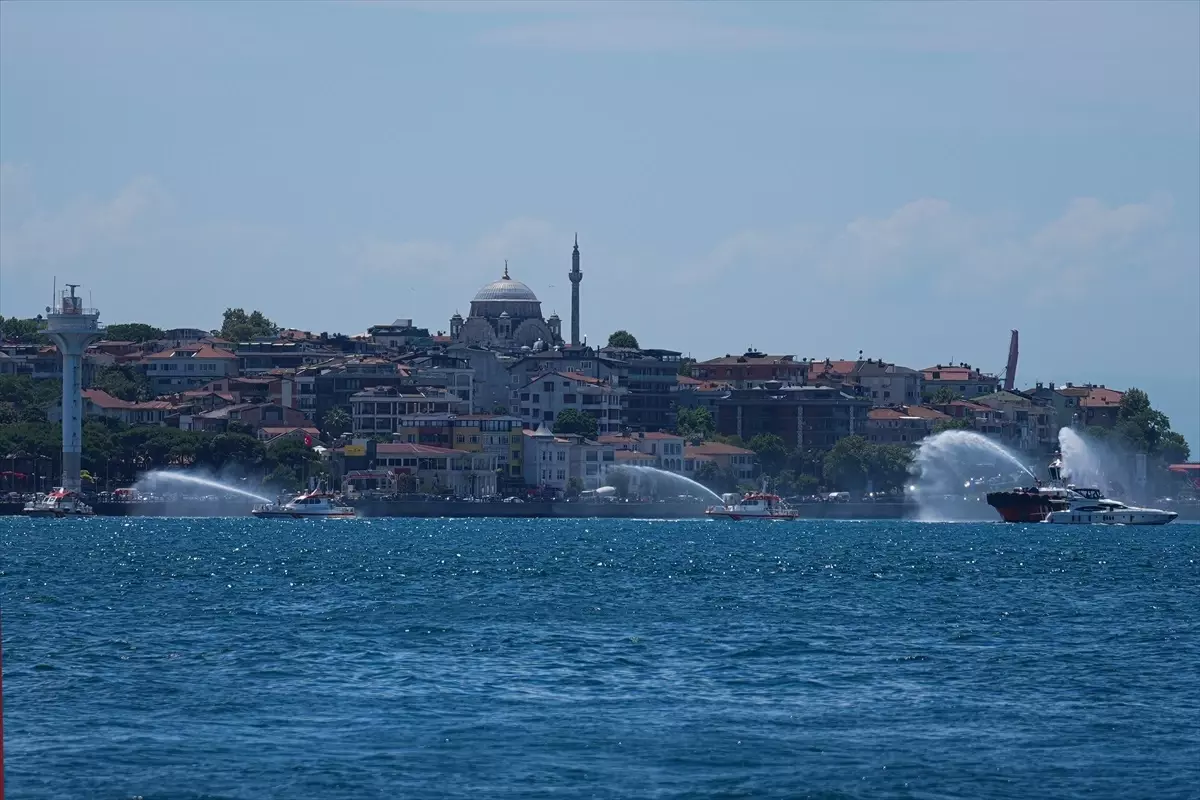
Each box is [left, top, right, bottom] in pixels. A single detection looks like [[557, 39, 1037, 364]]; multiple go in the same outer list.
[[44, 284, 102, 492]]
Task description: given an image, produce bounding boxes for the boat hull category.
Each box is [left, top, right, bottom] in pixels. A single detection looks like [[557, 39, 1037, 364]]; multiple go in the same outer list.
[[985, 491, 1062, 523], [705, 510, 799, 521], [22, 508, 94, 518], [250, 510, 356, 519], [1043, 510, 1177, 525]]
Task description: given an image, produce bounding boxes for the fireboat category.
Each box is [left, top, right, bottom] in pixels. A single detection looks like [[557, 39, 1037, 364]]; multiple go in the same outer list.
[[705, 491, 800, 521]]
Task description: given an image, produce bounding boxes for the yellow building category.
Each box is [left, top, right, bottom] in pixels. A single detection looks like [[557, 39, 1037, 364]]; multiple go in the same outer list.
[[394, 413, 525, 486]]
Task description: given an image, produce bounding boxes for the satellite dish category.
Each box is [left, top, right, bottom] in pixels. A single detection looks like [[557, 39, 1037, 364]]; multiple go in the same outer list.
[[45, 306, 52, 313]]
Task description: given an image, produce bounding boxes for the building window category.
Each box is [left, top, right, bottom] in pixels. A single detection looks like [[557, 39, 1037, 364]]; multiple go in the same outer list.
[[543, 382, 554, 392], [556, 470, 566, 481]]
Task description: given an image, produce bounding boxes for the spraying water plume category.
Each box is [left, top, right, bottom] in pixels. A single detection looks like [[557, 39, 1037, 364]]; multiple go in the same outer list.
[[136, 470, 273, 504], [607, 465, 724, 504], [907, 430, 1034, 521], [1058, 428, 1128, 496]]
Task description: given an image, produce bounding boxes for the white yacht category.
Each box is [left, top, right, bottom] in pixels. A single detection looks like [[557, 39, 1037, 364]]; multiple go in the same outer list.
[[706, 491, 800, 521], [23, 488, 95, 518], [1043, 494, 1177, 526], [251, 490, 356, 519]]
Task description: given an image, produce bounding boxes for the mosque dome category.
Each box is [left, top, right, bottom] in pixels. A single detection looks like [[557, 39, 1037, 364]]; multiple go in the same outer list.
[[472, 277, 539, 303]]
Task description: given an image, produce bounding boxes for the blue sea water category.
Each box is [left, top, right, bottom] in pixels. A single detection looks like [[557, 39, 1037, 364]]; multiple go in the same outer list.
[[2, 517, 1198, 800]]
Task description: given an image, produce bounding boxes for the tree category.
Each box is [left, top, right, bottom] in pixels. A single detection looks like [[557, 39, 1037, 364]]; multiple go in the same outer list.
[[492, 404, 511, 416], [675, 406, 715, 441], [0, 315, 45, 344], [932, 418, 973, 435], [220, 308, 278, 342], [748, 433, 788, 476], [322, 407, 352, 439], [552, 408, 599, 439], [103, 323, 165, 343], [395, 472, 417, 494], [91, 365, 151, 402], [823, 435, 873, 492], [0, 375, 63, 423], [929, 387, 961, 405], [566, 476, 584, 498], [607, 330, 639, 349], [265, 437, 324, 491], [678, 357, 696, 377]]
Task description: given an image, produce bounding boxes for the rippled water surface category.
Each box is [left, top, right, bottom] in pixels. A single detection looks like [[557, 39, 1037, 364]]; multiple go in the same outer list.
[[3, 518, 1198, 799]]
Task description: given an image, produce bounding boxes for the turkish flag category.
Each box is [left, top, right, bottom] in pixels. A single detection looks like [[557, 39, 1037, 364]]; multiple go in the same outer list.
[[304, 435, 313, 447]]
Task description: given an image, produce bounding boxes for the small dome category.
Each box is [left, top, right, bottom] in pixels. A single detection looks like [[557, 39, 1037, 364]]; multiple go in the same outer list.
[[549, 312, 560, 320], [473, 277, 539, 303], [499, 311, 510, 318]]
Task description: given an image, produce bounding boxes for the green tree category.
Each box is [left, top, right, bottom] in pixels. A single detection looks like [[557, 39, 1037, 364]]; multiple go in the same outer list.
[[675, 406, 715, 440], [928, 387, 961, 405], [220, 308, 278, 342], [0, 375, 63, 422], [678, 357, 696, 377], [91, 365, 151, 402], [265, 437, 324, 491], [823, 435, 872, 492], [606, 330, 639, 349], [552, 408, 599, 439], [322, 407, 352, 439], [0, 316, 45, 343], [748, 433, 788, 476], [395, 472, 417, 494], [932, 417, 973, 435], [566, 476, 585, 498], [103, 323, 165, 343], [492, 404, 511, 416]]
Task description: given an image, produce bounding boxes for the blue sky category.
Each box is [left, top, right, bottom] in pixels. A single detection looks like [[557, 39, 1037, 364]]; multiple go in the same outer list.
[[2, 1, 1197, 451]]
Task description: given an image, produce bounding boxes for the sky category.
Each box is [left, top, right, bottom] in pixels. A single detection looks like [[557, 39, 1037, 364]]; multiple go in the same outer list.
[[1, 0, 1198, 451]]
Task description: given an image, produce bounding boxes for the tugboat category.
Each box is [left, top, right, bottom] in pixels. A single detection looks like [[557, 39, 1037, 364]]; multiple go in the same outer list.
[[251, 489, 356, 519], [706, 491, 800, 521], [23, 488, 95, 518]]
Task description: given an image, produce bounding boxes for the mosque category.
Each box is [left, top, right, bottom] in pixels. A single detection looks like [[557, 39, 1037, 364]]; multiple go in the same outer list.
[[449, 237, 584, 351]]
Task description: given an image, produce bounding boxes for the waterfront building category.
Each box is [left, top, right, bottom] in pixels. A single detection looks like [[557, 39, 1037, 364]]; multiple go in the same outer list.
[[522, 424, 615, 493], [694, 351, 807, 388], [348, 385, 458, 436], [715, 383, 872, 450], [340, 442, 498, 498], [597, 431, 686, 472], [599, 346, 683, 432], [809, 358, 923, 405], [921, 364, 1000, 399], [512, 371, 624, 434], [392, 412, 524, 485], [142, 344, 239, 395], [682, 442, 758, 483]]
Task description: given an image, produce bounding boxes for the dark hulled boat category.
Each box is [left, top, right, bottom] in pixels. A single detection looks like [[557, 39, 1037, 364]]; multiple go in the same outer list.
[[986, 456, 1074, 523]]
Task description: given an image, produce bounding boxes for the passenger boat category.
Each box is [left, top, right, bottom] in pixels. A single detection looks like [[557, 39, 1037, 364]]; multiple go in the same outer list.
[[706, 491, 800, 521], [22, 488, 95, 518], [1043, 496, 1176, 525], [251, 490, 356, 519]]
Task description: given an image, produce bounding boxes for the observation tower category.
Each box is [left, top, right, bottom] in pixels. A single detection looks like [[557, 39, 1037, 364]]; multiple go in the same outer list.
[[44, 284, 102, 492]]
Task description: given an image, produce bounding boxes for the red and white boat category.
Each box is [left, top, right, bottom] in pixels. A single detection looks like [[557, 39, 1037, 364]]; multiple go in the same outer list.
[[251, 490, 356, 519], [23, 488, 95, 518], [706, 491, 800, 521]]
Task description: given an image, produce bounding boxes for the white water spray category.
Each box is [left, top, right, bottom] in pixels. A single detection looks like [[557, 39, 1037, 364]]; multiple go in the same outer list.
[[607, 465, 724, 504], [137, 470, 273, 504], [907, 430, 1035, 521], [1058, 428, 1125, 496]]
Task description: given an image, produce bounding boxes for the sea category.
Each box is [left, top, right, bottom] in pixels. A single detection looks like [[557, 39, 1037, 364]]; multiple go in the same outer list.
[[2, 517, 1198, 800]]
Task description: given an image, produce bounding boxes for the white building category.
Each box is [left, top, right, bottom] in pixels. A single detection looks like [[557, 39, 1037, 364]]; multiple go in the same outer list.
[[597, 431, 686, 472], [142, 344, 240, 395], [513, 371, 624, 434], [522, 424, 615, 493]]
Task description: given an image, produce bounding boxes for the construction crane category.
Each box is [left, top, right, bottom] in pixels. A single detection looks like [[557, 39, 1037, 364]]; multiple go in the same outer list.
[[1003, 330, 1019, 391]]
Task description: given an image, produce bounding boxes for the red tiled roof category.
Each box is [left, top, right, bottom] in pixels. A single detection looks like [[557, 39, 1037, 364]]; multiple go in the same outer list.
[[685, 442, 755, 457], [83, 389, 179, 411], [922, 366, 992, 381], [949, 400, 991, 411], [144, 344, 238, 360], [904, 405, 950, 421], [699, 354, 797, 366], [1081, 387, 1123, 408], [676, 375, 704, 386], [868, 408, 908, 421]]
